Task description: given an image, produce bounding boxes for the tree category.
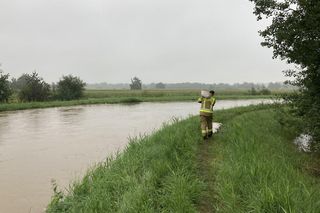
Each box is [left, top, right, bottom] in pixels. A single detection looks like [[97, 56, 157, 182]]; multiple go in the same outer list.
[[57, 75, 86, 100], [19, 72, 51, 102], [11, 74, 29, 92], [155, 82, 166, 89], [0, 67, 12, 103], [130, 77, 142, 90], [250, 0, 320, 150]]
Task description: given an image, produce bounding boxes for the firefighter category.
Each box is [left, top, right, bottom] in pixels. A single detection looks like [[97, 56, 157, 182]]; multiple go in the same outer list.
[[198, 90, 216, 139]]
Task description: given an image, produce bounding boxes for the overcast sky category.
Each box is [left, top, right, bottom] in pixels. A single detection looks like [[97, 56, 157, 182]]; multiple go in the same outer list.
[[0, 0, 290, 84]]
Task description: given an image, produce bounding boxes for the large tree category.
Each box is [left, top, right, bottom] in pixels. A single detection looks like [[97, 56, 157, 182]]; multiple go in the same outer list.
[[249, 0, 320, 150]]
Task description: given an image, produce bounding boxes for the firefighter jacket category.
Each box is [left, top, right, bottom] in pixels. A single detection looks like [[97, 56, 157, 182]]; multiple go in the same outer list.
[[198, 97, 216, 116]]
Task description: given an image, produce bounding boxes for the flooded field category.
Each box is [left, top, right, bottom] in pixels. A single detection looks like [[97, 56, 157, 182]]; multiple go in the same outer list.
[[0, 99, 271, 213]]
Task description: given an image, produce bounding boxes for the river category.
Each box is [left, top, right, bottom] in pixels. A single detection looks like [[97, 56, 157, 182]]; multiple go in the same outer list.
[[0, 99, 271, 213]]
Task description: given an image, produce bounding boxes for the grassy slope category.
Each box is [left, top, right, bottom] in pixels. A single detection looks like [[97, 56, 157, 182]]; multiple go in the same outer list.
[[209, 109, 320, 212], [47, 115, 205, 213], [46, 105, 320, 212], [0, 89, 274, 112]]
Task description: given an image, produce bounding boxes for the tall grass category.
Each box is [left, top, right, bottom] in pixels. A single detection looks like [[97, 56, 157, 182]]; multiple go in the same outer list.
[[211, 109, 320, 212], [47, 117, 204, 212], [46, 105, 320, 212]]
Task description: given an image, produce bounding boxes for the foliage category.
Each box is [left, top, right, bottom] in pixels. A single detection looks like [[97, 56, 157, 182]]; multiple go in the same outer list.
[[129, 77, 142, 90], [51, 82, 58, 99], [250, 0, 320, 151], [0, 68, 12, 103], [260, 87, 272, 95], [18, 72, 51, 102], [11, 74, 29, 91], [57, 75, 86, 100], [249, 86, 258, 95], [155, 82, 166, 89], [248, 86, 271, 95]]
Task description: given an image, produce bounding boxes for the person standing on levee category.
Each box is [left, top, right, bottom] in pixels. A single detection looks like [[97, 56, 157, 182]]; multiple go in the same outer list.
[[198, 90, 216, 140]]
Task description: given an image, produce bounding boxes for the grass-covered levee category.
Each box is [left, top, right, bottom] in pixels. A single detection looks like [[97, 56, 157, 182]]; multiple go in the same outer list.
[[47, 105, 320, 212]]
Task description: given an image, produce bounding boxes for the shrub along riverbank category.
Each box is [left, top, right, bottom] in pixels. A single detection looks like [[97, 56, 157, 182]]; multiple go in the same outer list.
[[0, 93, 273, 112], [46, 105, 320, 212]]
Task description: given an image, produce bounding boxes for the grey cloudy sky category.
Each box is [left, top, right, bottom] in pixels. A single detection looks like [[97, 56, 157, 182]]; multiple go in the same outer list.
[[0, 0, 290, 84]]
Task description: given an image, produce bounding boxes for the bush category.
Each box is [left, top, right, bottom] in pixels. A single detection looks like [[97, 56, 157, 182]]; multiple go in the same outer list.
[[57, 75, 86, 100], [249, 87, 258, 95], [0, 70, 12, 103], [248, 86, 272, 95], [260, 87, 271, 95], [285, 87, 320, 151], [19, 72, 51, 102]]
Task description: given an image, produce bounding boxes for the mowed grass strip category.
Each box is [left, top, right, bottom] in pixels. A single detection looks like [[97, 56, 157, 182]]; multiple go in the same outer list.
[[211, 109, 320, 212]]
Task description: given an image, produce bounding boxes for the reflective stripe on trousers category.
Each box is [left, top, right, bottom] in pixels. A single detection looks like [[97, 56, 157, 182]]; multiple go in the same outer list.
[[200, 115, 213, 136]]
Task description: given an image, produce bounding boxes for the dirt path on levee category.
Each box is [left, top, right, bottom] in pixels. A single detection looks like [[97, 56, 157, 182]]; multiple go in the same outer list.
[[197, 123, 221, 213]]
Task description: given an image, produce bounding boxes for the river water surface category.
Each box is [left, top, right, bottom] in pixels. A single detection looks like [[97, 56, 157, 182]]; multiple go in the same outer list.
[[0, 99, 271, 213]]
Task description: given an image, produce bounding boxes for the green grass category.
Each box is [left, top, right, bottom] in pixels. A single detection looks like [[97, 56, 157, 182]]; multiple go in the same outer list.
[[0, 89, 275, 112], [47, 116, 205, 213], [46, 104, 320, 212], [83, 89, 291, 99], [210, 108, 320, 212], [83, 89, 275, 100]]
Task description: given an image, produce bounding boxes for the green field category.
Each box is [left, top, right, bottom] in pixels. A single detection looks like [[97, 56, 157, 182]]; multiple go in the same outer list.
[[0, 89, 275, 112], [84, 89, 250, 98], [46, 105, 320, 212], [83, 89, 280, 99]]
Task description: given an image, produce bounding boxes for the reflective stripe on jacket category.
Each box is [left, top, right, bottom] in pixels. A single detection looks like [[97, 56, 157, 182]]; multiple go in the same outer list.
[[198, 97, 216, 115]]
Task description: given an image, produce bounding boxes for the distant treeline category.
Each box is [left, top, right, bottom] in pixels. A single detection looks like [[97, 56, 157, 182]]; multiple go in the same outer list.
[[86, 82, 296, 91]]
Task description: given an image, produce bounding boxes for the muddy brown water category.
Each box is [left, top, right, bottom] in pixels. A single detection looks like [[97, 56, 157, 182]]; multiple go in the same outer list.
[[0, 99, 271, 213]]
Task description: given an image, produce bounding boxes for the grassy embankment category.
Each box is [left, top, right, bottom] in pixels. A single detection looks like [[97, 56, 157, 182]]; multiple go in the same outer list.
[[0, 89, 275, 112], [47, 105, 320, 212]]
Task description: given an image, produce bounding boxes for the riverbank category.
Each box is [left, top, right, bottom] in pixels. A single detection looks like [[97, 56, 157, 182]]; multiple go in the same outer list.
[[200, 107, 320, 212], [46, 105, 320, 212], [0, 94, 273, 112]]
